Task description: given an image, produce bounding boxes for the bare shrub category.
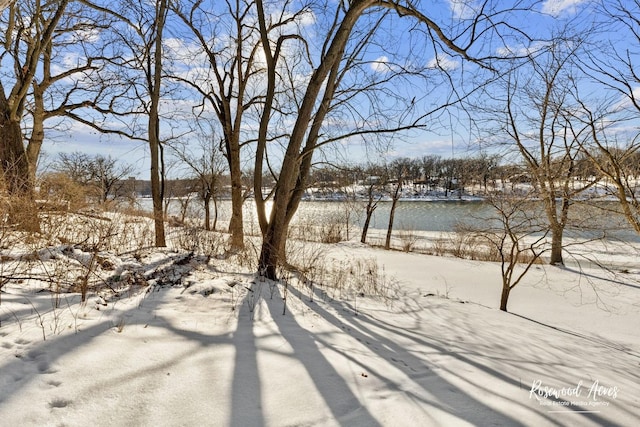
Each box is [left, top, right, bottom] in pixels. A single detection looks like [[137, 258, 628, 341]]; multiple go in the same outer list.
[[286, 241, 327, 276], [39, 172, 90, 211], [289, 212, 346, 244], [0, 230, 23, 306], [232, 239, 259, 271], [319, 213, 346, 243], [286, 242, 398, 306], [4, 194, 41, 233], [450, 225, 481, 259], [108, 215, 154, 253], [398, 227, 419, 252], [431, 235, 450, 257], [172, 225, 224, 258]]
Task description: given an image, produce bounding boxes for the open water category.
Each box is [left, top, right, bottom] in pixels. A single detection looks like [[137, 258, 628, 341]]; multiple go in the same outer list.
[[148, 198, 638, 242]]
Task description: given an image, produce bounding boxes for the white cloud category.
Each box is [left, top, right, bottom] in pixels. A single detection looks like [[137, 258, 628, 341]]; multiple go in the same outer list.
[[427, 54, 460, 71], [496, 41, 549, 58], [541, 0, 589, 17], [612, 86, 640, 112], [370, 56, 391, 73], [70, 27, 101, 44], [448, 0, 479, 19]]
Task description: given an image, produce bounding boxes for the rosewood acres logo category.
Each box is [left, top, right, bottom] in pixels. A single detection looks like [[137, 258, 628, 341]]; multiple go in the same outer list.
[[529, 379, 620, 411]]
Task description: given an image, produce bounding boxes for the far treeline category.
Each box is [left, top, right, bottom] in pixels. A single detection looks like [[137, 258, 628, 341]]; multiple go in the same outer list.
[[45, 150, 640, 202]]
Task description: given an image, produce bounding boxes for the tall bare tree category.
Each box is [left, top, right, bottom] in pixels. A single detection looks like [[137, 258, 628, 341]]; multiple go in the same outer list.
[[0, 0, 70, 230], [24, 2, 114, 185], [253, 0, 533, 278], [170, 0, 273, 249], [576, 0, 640, 233], [80, 0, 175, 246], [569, 95, 640, 234], [500, 39, 597, 265]]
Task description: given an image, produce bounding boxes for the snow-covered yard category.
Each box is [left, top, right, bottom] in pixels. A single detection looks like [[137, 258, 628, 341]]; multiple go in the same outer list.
[[1, 227, 639, 426]]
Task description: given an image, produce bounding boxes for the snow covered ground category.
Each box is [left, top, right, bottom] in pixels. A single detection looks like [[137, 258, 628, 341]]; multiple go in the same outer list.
[[1, 225, 639, 426]]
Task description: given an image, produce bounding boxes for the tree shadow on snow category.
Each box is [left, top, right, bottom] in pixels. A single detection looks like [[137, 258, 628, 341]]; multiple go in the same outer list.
[[284, 284, 632, 427]]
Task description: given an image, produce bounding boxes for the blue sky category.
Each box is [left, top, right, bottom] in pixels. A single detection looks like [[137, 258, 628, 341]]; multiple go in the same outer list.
[[32, 0, 628, 177]]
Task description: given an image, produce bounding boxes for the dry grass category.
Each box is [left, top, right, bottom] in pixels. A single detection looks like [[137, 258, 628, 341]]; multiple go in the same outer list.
[[430, 230, 545, 264]]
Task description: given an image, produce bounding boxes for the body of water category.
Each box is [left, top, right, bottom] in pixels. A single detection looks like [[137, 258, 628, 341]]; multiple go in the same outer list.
[[141, 198, 637, 242]]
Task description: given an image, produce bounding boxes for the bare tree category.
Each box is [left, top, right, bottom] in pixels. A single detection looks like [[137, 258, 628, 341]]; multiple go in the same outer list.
[[469, 189, 548, 312], [500, 39, 598, 265], [575, 0, 640, 234], [169, 131, 227, 231], [252, 0, 527, 278], [170, 0, 271, 249], [0, 0, 70, 230], [163, 177, 196, 225], [569, 96, 640, 234], [22, 2, 115, 187], [360, 164, 384, 244], [80, 0, 176, 246], [88, 155, 135, 203], [54, 152, 134, 203], [384, 158, 414, 250]]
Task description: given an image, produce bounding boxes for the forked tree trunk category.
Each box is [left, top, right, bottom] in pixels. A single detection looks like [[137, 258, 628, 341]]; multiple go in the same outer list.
[[259, 219, 288, 280]]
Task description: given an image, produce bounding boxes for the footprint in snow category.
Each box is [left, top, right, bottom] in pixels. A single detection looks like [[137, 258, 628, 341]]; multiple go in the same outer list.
[[49, 398, 71, 409], [37, 361, 58, 374], [27, 349, 46, 360]]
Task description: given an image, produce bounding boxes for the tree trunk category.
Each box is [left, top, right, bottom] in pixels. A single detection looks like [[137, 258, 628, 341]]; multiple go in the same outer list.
[[385, 198, 398, 250], [0, 95, 39, 232], [203, 194, 211, 231], [149, 141, 165, 246], [227, 143, 244, 249], [26, 87, 45, 186], [385, 183, 401, 250], [148, 0, 168, 247], [259, 219, 288, 280], [361, 203, 376, 244], [212, 197, 218, 231], [549, 225, 563, 265], [499, 282, 511, 312], [546, 195, 569, 266]]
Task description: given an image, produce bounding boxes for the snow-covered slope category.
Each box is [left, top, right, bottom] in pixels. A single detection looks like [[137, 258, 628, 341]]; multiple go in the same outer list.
[[1, 241, 638, 426]]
